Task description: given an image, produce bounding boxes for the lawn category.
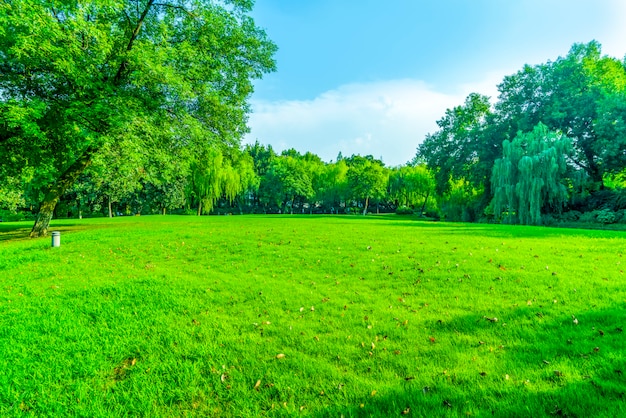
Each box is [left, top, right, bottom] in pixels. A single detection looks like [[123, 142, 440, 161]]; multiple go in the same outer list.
[[0, 215, 624, 417]]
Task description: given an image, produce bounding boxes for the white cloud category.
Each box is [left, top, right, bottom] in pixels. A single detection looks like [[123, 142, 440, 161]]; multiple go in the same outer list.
[[245, 79, 487, 166]]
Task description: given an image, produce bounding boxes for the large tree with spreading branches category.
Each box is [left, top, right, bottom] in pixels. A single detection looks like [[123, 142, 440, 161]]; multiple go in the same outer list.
[[0, 0, 276, 236]]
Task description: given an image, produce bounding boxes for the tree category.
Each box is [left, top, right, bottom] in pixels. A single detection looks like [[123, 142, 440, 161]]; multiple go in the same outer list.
[[189, 147, 256, 215], [220, 150, 259, 214], [258, 155, 314, 214], [346, 155, 388, 215], [491, 124, 571, 225], [88, 138, 146, 217], [189, 147, 224, 216], [389, 165, 435, 214], [496, 41, 626, 188], [301, 152, 326, 213], [316, 160, 349, 213], [417, 93, 494, 195], [0, 0, 276, 236]]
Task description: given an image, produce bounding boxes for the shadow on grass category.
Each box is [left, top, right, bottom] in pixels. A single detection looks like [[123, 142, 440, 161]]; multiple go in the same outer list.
[[0, 219, 38, 242], [309, 306, 625, 417], [310, 379, 625, 418], [0, 220, 92, 243]]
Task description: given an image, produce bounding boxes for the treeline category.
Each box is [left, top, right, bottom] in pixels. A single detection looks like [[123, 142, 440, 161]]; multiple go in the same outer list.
[[3, 41, 626, 227], [0, 142, 437, 220]]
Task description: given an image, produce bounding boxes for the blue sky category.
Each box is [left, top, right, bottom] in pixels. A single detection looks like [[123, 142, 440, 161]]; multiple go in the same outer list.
[[245, 0, 626, 166]]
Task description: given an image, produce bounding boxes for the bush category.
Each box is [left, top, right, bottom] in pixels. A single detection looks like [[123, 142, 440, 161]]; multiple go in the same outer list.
[[578, 209, 617, 224], [578, 211, 597, 223], [395, 206, 414, 215], [423, 210, 440, 220], [595, 209, 617, 224], [548, 211, 581, 224]]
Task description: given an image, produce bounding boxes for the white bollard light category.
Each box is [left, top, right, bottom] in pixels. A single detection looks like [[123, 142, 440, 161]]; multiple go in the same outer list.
[[51, 231, 61, 247]]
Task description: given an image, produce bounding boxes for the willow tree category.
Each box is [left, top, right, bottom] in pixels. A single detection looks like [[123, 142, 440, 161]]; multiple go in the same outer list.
[[190, 148, 257, 215], [0, 0, 276, 237], [491, 124, 571, 225]]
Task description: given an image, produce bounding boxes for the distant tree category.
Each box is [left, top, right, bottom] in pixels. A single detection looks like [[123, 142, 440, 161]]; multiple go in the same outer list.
[[222, 151, 259, 214], [88, 139, 145, 217], [0, 0, 276, 236], [300, 152, 326, 213], [246, 141, 277, 177], [258, 156, 314, 214], [389, 165, 435, 214], [316, 160, 349, 213], [417, 93, 494, 195], [346, 155, 388, 215], [189, 148, 255, 215]]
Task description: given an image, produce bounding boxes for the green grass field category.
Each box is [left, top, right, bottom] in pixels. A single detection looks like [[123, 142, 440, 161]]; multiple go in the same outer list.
[[1, 215, 624, 417]]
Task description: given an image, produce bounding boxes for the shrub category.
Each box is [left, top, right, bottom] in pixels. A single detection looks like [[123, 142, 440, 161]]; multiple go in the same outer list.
[[595, 209, 617, 224], [549, 211, 581, 223], [395, 206, 414, 215], [578, 211, 597, 223], [578, 209, 617, 224]]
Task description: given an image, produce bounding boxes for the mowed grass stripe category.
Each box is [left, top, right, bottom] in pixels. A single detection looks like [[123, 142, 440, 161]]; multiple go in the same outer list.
[[0, 215, 624, 417]]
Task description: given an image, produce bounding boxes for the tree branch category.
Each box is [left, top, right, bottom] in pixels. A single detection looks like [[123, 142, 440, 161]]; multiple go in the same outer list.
[[153, 3, 197, 18], [113, 0, 155, 84]]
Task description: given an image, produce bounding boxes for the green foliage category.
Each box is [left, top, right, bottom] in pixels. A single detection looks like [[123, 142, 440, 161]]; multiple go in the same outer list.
[[394, 205, 414, 215], [491, 124, 571, 225], [314, 159, 350, 213], [388, 165, 435, 214], [346, 155, 388, 215], [438, 178, 482, 222], [418, 41, 626, 222], [578, 209, 617, 224], [417, 93, 493, 195], [1, 216, 625, 416], [496, 41, 626, 185], [258, 154, 314, 213], [190, 148, 256, 215], [0, 0, 276, 234]]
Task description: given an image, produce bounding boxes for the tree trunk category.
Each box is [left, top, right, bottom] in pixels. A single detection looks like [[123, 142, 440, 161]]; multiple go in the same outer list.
[[108, 196, 113, 218], [420, 191, 430, 216], [162, 207, 166, 215], [585, 150, 604, 189], [30, 146, 96, 238], [197, 200, 202, 216], [362, 196, 370, 216], [77, 198, 83, 219]]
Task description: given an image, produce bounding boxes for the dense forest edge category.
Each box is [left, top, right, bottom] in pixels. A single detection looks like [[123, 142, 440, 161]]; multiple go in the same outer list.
[[2, 4, 626, 235]]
